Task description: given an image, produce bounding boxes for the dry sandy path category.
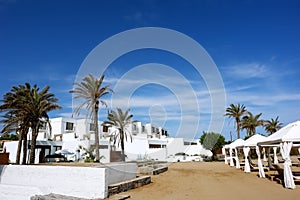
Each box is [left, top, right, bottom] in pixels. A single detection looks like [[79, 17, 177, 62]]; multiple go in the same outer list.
[[123, 162, 300, 200]]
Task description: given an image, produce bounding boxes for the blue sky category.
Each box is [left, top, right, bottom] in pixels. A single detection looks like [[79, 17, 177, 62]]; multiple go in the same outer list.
[[1, 0, 300, 141]]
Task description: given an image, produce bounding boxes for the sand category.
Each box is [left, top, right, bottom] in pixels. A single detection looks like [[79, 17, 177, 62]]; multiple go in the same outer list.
[[122, 162, 300, 200]]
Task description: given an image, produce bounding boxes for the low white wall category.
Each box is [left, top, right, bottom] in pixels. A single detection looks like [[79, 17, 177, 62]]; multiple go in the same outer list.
[[0, 184, 44, 200], [100, 148, 110, 163], [0, 163, 137, 199], [3, 141, 18, 163], [0, 165, 107, 199], [101, 162, 137, 185]]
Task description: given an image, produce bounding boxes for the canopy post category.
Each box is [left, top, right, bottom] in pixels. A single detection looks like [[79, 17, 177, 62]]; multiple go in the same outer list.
[[235, 148, 240, 169], [229, 148, 234, 167], [256, 146, 265, 178], [280, 142, 295, 189], [243, 147, 251, 173], [263, 147, 267, 161], [273, 146, 278, 164]]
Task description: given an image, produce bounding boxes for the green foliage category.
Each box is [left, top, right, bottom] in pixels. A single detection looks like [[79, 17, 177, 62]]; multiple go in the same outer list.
[[264, 116, 283, 135], [225, 103, 247, 139], [70, 74, 113, 162], [0, 133, 19, 140], [0, 83, 61, 164], [200, 132, 225, 160], [243, 135, 251, 140], [80, 145, 104, 163], [103, 108, 134, 161], [240, 111, 264, 136]]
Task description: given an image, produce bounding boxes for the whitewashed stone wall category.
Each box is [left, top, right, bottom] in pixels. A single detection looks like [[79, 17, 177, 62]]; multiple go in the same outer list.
[[0, 163, 137, 199], [0, 165, 107, 199]]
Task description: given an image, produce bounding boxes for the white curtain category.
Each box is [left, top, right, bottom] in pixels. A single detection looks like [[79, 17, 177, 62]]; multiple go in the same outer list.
[[222, 147, 228, 164], [256, 146, 265, 178], [263, 147, 267, 161], [280, 142, 295, 189], [273, 147, 278, 164], [229, 148, 234, 166], [235, 148, 240, 169], [243, 147, 251, 173], [298, 147, 300, 155]]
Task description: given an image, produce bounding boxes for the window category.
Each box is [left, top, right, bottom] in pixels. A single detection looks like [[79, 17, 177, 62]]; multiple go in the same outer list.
[[100, 145, 108, 149], [39, 122, 47, 130], [149, 144, 160, 148], [152, 127, 155, 133], [103, 126, 108, 132], [66, 122, 74, 131], [133, 124, 137, 131], [142, 126, 145, 133], [89, 123, 95, 131], [184, 142, 190, 146], [54, 146, 62, 151]]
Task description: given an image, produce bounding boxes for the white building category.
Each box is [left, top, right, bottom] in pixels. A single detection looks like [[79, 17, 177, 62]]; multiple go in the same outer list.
[[4, 117, 212, 164]]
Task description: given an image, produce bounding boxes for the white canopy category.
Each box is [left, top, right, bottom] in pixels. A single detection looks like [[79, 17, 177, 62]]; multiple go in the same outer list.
[[229, 139, 244, 168], [222, 144, 231, 165], [257, 121, 300, 189], [232, 134, 267, 173], [243, 134, 267, 147], [258, 121, 300, 145], [229, 139, 244, 148]]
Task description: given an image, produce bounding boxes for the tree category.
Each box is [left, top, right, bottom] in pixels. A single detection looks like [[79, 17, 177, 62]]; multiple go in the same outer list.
[[0, 84, 31, 164], [0, 83, 61, 164], [27, 84, 61, 164], [199, 132, 225, 160], [264, 116, 282, 135], [103, 108, 134, 161], [1, 113, 29, 164], [240, 112, 264, 136], [70, 74, 113, 162], [225, 103, 247, 139]]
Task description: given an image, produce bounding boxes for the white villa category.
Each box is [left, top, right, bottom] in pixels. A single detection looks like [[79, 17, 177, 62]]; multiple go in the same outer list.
[[4, 117, 212, 164]]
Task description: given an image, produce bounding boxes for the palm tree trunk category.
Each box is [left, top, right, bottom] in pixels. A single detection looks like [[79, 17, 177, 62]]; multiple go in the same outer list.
[[94, 105, 100, 162], [15, 131, 23, 165], [121, 132, 125, 162], [22, 133, 27, 164], [29, 127, 38, 164], [236, 118, 241, 139]]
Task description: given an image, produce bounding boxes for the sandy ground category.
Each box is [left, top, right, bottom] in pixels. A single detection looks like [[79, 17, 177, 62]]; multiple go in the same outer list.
[[122, 162, 300, 200]]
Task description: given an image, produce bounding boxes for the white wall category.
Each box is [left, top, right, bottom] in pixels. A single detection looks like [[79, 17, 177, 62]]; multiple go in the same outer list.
[[76, 119, 89, 140], [0, 163, 136, 199], [0, 165, 107, 199], [0, 184, 44, 200], [3, 141, 18, 163], [124, 137, 150, 161], [99, 163, 137, 185], [100, 148, 110, 163]]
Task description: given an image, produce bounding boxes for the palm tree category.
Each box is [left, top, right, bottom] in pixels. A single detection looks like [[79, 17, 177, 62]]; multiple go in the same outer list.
[[27, 85, 61, 164], [70, 74, 113, 162], [1, 114, 29, 164], [240, 111, 264, 136], [264, 116, 282, 135], [103, 108, 134, 161], [0, 84, 31, 164], [225, 103, 247, 139], [0, 83, 61, 164]]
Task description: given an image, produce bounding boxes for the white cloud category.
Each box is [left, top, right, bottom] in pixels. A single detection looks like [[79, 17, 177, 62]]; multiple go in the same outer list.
[[225, 63, 269, 79]]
